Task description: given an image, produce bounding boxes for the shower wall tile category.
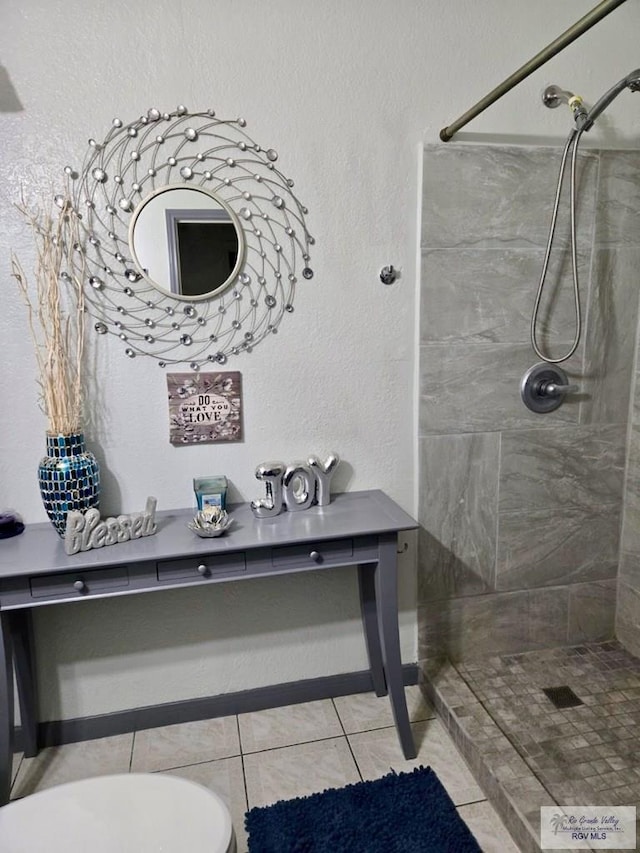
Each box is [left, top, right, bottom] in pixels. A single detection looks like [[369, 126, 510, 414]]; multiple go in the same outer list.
[[595, 150, 640, 247], [619, 552, 640, 591], [567, 580, 617, 644], [496, 506, 620, 591], [616, 582, 640, 658], [579, 248, 640, 425], [633, 373, 640, 423], [621, 424, 640, 554], [418, 587, 571, 663], [418, 142, 640, 660], [419, 343, 581, 434], [528, 587, 570, 648], [420, 248, 590, 348], [418, 592, 530, 662], [417, 433, 498, 601], [419, 579, 616, 661], [422, 144, 598, 250], [498, 425, 626, 511]]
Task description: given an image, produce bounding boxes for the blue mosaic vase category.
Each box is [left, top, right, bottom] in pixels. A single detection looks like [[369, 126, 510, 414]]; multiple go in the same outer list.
[[38, 433, 100, 537]]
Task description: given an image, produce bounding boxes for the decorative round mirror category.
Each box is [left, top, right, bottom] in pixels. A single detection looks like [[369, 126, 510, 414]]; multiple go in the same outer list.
[[64, 106, 314, 368]]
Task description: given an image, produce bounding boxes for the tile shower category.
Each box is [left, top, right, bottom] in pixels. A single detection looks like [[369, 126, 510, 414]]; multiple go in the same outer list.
[[418, 142, 640, 850]]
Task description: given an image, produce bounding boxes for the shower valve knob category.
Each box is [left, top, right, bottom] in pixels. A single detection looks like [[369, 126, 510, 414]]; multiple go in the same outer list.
[[521, 363, 579, 414], [541, 381, 579, 397]]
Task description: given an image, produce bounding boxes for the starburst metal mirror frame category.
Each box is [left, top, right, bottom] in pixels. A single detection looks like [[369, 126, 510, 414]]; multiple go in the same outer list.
[[63, 106, 314, 369]]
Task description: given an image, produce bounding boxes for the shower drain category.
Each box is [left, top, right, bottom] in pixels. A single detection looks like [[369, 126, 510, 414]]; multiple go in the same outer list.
[[542, 685, 584, 709]]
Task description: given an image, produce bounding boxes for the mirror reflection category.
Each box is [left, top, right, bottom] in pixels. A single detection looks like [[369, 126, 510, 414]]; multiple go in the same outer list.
[[129, 186, 244, 300]]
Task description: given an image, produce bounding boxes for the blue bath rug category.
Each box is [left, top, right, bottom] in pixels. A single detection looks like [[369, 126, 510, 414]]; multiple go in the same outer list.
[[244, 765, 482, 852]]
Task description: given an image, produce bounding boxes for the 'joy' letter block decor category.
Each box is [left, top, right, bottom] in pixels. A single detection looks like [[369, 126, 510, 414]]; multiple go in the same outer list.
[[250, 453, 340, 519]]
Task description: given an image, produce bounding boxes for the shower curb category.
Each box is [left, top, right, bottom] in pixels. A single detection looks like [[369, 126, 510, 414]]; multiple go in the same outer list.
[[420, 658, 558, 853]]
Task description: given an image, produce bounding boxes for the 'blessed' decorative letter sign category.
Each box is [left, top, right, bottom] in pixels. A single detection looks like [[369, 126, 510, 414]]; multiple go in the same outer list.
[[64, 497, 158, 555], [250, 453, 340, 519]]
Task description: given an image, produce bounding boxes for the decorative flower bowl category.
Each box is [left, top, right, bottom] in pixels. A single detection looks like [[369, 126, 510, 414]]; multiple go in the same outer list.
[[187, 506, 233, 538]]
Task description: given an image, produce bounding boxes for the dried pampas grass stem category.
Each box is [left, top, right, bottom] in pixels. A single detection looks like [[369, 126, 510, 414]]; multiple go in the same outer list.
[[11, 193, 86, 435]]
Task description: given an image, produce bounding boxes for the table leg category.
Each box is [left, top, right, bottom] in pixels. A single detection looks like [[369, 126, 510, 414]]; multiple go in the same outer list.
[[357, 563, 387, 697], [8, 611, 39, 758], [0, 612, 15, 806], [376, 533, 416, 760]]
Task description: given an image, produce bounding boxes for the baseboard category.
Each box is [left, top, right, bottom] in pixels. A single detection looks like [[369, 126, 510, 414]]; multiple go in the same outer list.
[[16, 663, 419, 750]]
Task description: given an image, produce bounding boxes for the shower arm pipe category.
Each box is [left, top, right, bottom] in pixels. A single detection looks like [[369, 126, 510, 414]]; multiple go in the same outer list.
[[439, 0, 629, 142]]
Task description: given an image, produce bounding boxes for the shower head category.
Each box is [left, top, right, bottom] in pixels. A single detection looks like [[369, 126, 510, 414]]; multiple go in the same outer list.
[[580, 68, 640, 131]]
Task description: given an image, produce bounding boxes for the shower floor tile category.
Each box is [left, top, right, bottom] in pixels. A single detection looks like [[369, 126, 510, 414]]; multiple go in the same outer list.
[[426, 640, 640, 851]]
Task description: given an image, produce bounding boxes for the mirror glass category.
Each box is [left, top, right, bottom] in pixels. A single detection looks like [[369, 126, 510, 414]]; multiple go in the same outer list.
[[129, 186, 244, 301]]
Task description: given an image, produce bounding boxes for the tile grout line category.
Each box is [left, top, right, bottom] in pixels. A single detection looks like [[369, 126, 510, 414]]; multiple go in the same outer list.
[[235, 714, 250, 816], [128, 731, 135, 772], [331, 698, 363, 783], [10, 754, 23, 794], [456, 796, 489, 809], [239, 729, 378, 758], [148, 752, 242, 775]]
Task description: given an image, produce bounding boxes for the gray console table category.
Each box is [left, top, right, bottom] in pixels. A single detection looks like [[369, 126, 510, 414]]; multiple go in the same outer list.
[[0, 489, 418, 805]]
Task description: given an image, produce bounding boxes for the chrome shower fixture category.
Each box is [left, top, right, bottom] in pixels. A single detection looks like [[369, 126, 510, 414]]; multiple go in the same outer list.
[[542, 85, 577, 108], [521, 363, 579, 414], [543, 68, 640, 131], [531, 68, 640, 366], [542, 85, 588, 127], [580, 67, 640, 131]]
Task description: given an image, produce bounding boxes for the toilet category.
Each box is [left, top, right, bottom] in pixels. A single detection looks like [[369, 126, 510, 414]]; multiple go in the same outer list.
[[0, 773, 236, 852]]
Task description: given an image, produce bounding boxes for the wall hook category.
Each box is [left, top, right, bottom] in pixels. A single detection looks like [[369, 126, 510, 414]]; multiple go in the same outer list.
[[380, 265, 398, 285]]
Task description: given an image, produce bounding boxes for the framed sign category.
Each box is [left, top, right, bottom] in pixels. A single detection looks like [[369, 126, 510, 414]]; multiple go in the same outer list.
[[167, 372, 243, 445]]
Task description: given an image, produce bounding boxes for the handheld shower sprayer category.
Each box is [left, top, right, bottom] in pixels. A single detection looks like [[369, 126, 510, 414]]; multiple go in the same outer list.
[[580, 68, 640, 131], [532, 69, 640, 365]]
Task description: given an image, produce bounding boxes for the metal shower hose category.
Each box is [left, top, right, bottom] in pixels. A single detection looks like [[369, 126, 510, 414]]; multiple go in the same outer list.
[[530, 126, 585, 364]]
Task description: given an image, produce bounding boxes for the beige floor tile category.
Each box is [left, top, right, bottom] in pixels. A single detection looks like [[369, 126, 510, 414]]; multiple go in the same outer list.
[[11, 734, 133, 798], [333, 685, 434, 734], [131, 716, 240, 772], [243, 736, 360, 809], [160, 757, 248, 853], [238, 699, 343, 753], [348, 718, 484, 806], [457, 800, 522, 853]]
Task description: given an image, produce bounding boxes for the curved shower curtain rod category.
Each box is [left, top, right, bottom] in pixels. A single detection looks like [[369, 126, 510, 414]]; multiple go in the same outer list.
[[439, 0, 629, 142]]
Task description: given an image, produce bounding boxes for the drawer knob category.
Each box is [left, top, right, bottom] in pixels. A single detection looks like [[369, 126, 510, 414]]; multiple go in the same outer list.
[[73, 579, 86, 593], [197, 564, 208, 575], [309, 550, 321, 562]]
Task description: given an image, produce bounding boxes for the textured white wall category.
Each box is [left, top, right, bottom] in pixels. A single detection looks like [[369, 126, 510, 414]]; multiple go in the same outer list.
[[0, 0, 638, 718]]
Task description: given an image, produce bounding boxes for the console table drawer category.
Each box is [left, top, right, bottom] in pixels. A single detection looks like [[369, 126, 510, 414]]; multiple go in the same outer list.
[[157, 552, 246, 582], [271, 538, 354, 568], [29, 566, 130, 599]]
